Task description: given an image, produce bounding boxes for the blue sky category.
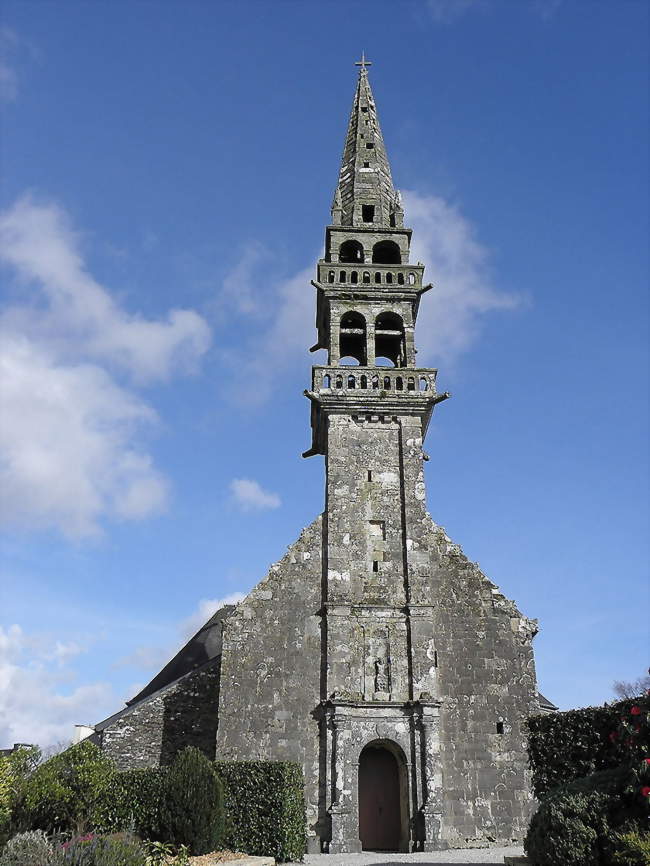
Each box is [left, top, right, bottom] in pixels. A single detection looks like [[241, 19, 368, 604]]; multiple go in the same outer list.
[[0, 0, 647, 747]]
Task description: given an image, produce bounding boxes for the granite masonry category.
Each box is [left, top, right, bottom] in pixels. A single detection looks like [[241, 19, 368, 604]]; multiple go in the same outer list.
[[94, 60, 553, 853]]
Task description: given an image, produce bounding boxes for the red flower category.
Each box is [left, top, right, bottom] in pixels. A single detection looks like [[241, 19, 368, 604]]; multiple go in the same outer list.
[[645, 758, 650, 765], [641, 786, 650, 797], [609, 731, 619, 742], [631, 706, 642, 715]]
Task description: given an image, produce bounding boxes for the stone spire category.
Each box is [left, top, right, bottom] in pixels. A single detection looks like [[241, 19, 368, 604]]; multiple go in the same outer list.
[[334, 55, 398, 228]]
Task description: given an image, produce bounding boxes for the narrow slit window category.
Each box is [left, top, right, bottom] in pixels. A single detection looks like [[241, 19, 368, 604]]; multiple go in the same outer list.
[[366, 142, 374, 149], [496, 722, 504, 735], [367, 470, 373, 482], [362, 205, 375, 223], [372, 560, 379, 573], [363, 162, 370, 168], [361, 106, 368, 113]]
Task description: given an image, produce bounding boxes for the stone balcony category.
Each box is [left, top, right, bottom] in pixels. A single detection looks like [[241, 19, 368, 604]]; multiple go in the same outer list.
[[316, 262, 425, 291], [312, 365, 437, 394]]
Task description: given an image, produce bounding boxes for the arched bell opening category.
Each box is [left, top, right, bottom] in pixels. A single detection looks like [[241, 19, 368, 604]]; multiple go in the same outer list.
[[358, 740, 409, 852], [339, 239, 365, 264], [339, 311, 367, 365], [375, 312, 406, 367], [372, 240, 401, 264]]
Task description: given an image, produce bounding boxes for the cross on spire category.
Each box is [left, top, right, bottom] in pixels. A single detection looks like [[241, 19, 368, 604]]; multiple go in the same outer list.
[[355, 51, 372, 73]]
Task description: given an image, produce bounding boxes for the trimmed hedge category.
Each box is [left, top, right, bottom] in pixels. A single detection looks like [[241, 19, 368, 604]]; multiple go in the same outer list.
[[91, 769, 165, 840], [527, 698, 643, 797], [215, 761, 305, 863]]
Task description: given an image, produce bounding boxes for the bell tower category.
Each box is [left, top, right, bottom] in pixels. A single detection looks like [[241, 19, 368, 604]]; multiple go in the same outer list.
[[304, 57, 451, 853]]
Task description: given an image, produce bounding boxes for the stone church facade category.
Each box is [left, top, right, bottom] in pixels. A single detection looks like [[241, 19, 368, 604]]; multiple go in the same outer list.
[[95, 63, 549, 853]]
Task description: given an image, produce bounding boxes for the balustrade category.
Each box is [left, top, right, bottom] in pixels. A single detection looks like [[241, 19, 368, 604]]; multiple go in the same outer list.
[[313, 366, 437, 394], [318, 263, 423, 290]]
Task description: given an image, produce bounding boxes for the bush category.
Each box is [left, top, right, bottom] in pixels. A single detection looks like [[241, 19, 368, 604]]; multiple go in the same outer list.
[[12, 741, 115, 836], [215, 760, 305, 863], [525, 766, 648, 866], [527, 698, 645, 798], [91, 768, 166, 840], [0, 747, 41, 846], [612, 829, 650, 865], [159, 747, 223, 855], [61, 833, 145, 866], [0, 829, 61, 866]]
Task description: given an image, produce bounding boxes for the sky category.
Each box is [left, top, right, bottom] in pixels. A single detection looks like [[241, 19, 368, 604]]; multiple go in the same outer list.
[[0, 0, 647, 749]]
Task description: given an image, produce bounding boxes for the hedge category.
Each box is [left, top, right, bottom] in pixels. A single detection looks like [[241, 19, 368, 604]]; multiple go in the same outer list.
[[215, 761, 305, 863], [91, 769, 165, 840], [160, 748, 224, 854], [526, 697, 643, 798]]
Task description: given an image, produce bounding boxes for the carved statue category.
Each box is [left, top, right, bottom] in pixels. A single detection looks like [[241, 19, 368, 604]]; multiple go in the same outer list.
[[374, 656, 390, 692]]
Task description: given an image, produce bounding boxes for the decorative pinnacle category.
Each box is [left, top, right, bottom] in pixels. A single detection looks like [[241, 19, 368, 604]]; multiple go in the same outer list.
[[354, 51, 372, 73]]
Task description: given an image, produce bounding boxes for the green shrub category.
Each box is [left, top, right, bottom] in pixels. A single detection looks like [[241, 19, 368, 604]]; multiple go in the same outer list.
[[527, 698, 645, 798], [159, 747, 223, 855], [91, 768, 166, 840], [215, 760, 305, 863], [12, 741, 115, 836], [612, 829, 650, 865], [0, 829, 61, 866], [525, 766, 648, 866], [0, 747, 41, 846], [61, 833, 145, 866]]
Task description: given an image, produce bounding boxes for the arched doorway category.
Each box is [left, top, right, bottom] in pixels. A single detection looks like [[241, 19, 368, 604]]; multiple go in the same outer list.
[[358, 742, 405, 851]]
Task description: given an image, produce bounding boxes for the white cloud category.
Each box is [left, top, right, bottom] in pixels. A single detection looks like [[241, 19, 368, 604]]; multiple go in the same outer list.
[[426, 0, 482, 23], [179, 593, 246, 641], [0, 335, 168, 538], [218, 241, 270, 316], [230, 478, 281, 512], [0, 624, 115, 749], [0, 195, 211, 537], [0, 196, 210, 383], [403, 190, 521, 363]]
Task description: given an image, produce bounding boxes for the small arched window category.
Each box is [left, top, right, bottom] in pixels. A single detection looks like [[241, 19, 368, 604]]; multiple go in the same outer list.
[[323, 374, 331, 388], [395, 377, 403, 391], [328, 270, 335, 283], [360, 375, 368, 389], [351, 271, 358, 284], [335, 374, 343, 389], [375, 312, 406, 367], [384, 376, 391, 390], [419, 377, 428, 391], [348, 374, 356, 389], [374, 272, 382, 284], [362, 271, 370, 284], [407, 376, 415, 391], [397, 273, 404, 285], [339, 311, 367, 366], [339, 239, 364, 264], [372, 375, 379, 390], [407, 272, 416, 285], [340, 270, 346, 283], [386, 272, 393, 285]]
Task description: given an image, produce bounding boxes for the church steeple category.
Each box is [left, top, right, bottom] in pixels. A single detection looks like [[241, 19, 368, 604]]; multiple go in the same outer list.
[[332, 55, 401, 229]]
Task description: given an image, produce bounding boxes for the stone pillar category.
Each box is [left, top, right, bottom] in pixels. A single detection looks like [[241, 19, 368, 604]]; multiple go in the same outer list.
[[419, 704, 444, 851], [328, 713, 362, 854], [366, 321, 376, 366]]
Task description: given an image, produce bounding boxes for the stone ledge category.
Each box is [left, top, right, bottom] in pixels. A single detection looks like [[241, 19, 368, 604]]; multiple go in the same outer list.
[[504, 857, 530, 865]]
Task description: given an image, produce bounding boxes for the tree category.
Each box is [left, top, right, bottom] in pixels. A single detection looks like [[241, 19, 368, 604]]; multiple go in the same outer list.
[[613, 669, 650, 700]]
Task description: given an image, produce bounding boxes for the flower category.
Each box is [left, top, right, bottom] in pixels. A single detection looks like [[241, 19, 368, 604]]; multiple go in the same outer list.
[[631, 706, 641, 715], [609, 731, 619, 742], [641, 786, 650, 797], [645, 758, 650, 765]]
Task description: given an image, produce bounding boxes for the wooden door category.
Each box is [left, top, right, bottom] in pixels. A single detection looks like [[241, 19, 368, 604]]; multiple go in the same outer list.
[[358, 746, 401, 851]]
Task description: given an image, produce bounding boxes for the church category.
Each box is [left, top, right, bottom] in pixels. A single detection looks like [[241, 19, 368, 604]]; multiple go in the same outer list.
[[93, 61, 550, 854]]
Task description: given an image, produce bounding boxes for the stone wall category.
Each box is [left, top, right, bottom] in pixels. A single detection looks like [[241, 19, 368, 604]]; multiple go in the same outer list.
[[216, 516, 324, 847], [100, 658, 222, 770]]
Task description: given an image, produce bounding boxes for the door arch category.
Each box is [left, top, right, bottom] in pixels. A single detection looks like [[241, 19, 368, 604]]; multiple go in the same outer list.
[[358, 740, 408, 851]]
